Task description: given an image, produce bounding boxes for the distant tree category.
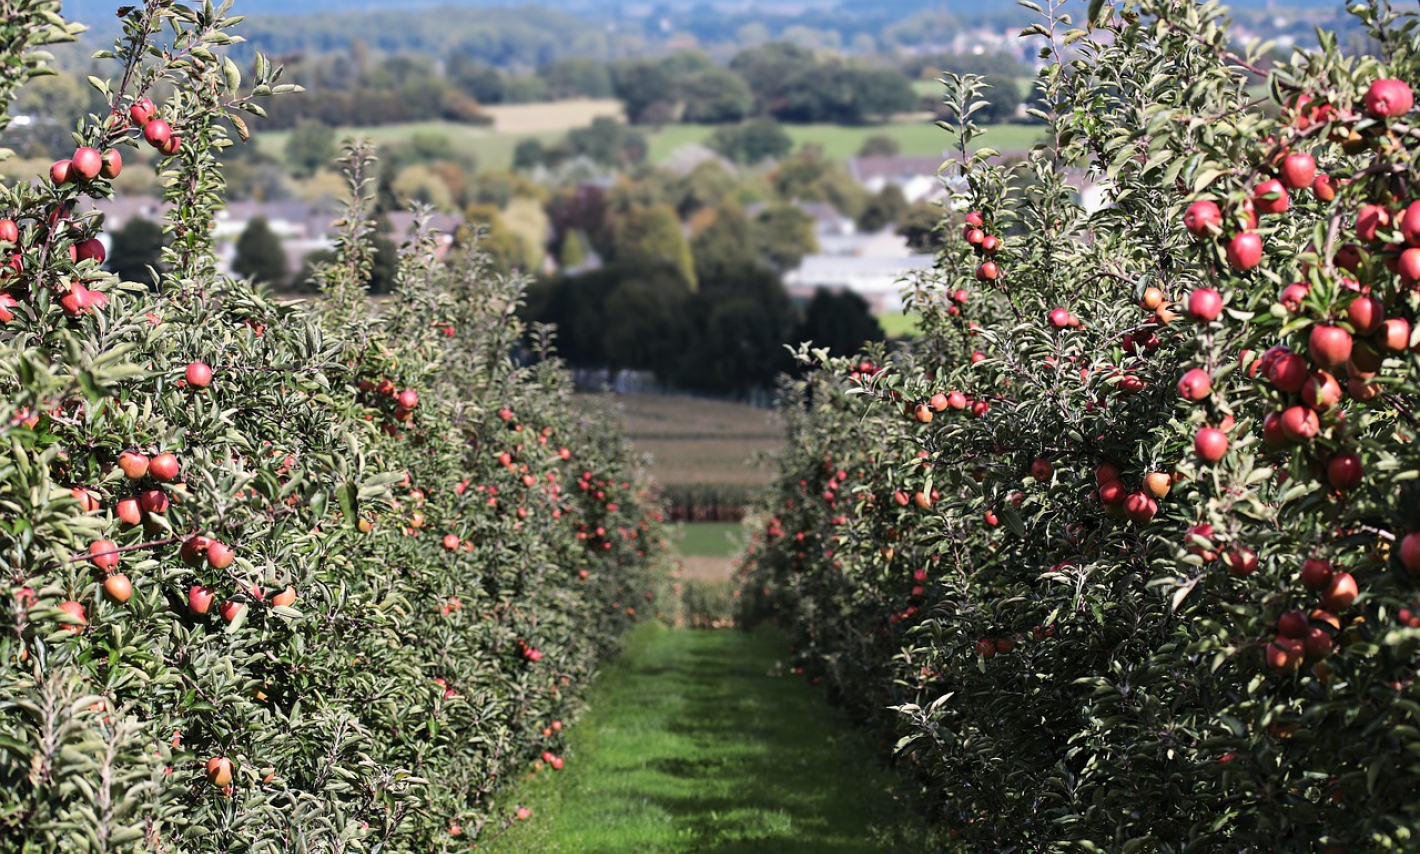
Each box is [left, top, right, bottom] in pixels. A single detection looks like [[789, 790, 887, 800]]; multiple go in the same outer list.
[[707, 117, 793, 164], [777, 65, 915, 124], [672, 161, 741, 219], [106, 217, 165, 289], [677, 65, 754, 123], [690, 203, 754, 283], [285, 119, 336, 177], [548, 184, 611, 259], [464, 204, 533, 275], [795, 288, 884, 356], [753, 204, 818, 273], [729, 42, 817, 114], [538, 58, 614, 99], [603, 274, 693, 378], [566, 117, 647, 167], [611, 59, 677, 124], [289, 247, 335, 293], [502, 75, 549, 103], [512, 138, 546, 171], [558, 229, 588, 270], [971, 73, 1024, 124], [771, 146, 871, 218], [232, 217, 289, 286], [856, 183, 909, 233], [448, 54, 505, 104], [609, 203, 696, 290], [897, 202, 944, 253], [857, 134, 902, 157]]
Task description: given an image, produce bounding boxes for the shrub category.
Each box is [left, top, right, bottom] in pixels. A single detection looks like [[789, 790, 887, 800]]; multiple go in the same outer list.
[[0, 2, 666, 850], [741, 1, 1420, 849]]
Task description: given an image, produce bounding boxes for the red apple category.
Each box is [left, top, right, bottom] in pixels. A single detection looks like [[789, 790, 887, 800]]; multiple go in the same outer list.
[[1048, 308, 1071, 329], [1177, 368, 1212, 401], [1253, 178, 1289, 214], [185, 361, 213, 388], [207, 540, 235, 570], [103, 573, 132, 604], [89, 539, 120, 571], [148, 452, 180, 482], [1277, 609, 1309, 639], [71, 147, 102, 181], [1226, 232, 1263, 270], [1346, 295, 1384, 335], [1312, 173, 1336, 201], [206, 756, 234, 787], [1278, 153, 1316, 190], [159, 134, 181, 157], [219, 600, 244, 623], [0, 219, 16, 243], [1279, 405, 1320, 441], [1187, 288, 1223, 322], [1326, 452, 1363, 490], [181, 535, 211, 567], [187, 584, 215, 614], [49, 159, 73, 185], [443, 534, 460, 550], [128, 98, 156, 126], [1266, 637, 1304, 672], [397, 389, 419, 410], [1399, 532, 1420, 572], [1380, 317, 1411, 351], [1300, 558, 1334, 591], [271, 586, 297, 607], [116, 497, 142, 526], [138, 488, 169, 514], [1364, 78, 1413, 119], [1224, 547, 1258, 577], [71, 487, 101, 513], [1320, 572, 1358, 611], [1357, 204, 1390, 242], [1303, 627, 1333, 660], [143, 119, 172, 148], [117, 451, 149, 480], [1308, 324, 1353, 368], [0, 292, 17, 323], [1184, 200, 1222, 237], [1098, 480, 1127, 505], [1301, 371, 1341, 412], [1195, 427, 1228, 462], [58, 600, 86, 632], [1030, 458, 1052, 482], [100, 149, 122, 179], [1123, 491, 1158, 522], [975, 261, 998, 281]]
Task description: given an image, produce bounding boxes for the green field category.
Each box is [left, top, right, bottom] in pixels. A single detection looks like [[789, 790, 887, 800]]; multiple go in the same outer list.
[[877, 312, 922, 338], [482, 624, 936, 853], [673, 522, 746, 558], [253, 116, 1044, 176]]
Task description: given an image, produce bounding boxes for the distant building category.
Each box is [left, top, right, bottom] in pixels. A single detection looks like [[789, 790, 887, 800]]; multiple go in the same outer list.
[[784, 253, 935, 313], [846, 155, 953, 203]]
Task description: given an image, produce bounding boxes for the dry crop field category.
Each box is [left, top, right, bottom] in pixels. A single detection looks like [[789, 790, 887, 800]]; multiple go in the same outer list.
[[480, 98, 625, 133], [609, 393, 783, 490]]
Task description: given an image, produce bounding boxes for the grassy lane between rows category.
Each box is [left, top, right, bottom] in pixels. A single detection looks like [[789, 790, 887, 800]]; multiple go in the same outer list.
[[480, 623, 935, 853]]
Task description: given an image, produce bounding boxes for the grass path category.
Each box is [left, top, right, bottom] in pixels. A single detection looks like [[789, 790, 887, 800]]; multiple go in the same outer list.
[[482, 624, 933, 853]]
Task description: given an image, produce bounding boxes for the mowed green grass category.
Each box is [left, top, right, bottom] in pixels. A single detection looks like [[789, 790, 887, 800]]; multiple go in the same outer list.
[[877, 312, 922, 338], [481, 623, 937, 853], [673, 522, 745, 558], [252, 114, 1044, 175]]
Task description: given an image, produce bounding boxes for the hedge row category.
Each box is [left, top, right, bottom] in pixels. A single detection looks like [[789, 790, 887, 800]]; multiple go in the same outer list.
[[740, 2, 1420, 850], [0, 3, 666, 851]]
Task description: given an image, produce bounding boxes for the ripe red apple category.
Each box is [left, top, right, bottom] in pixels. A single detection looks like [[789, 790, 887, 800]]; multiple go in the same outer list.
[[181, 535, 211, 567], [1098, 480, 1127, 505], [1303, 627, 1333, 660], [1277, 609, 1309, 639], [1030, 457, 1052, 482], [1300, 558, 1334, 591], [103, 573, 132, 604], [1401, 200, 1420, 246], [1143, 471, 1171, 499], [1356, 204, 1390, 242], [976, 261, 998, 281], [271, 586, 297, 607], [219, 601, 244, 623], [185, 361, 213, 388], [100, 149, 122, 179], [1308, 324, 1353, 368], [398, 389, 419, 409], [1278, 153, 1316, 190], [1380, 317, 1411, 351], [1194, 427, 1228, 462], [964, 227, 984, 245], [206, 756, 234, 787], [1187, 288, 1223, 322], [443, 534, 460, 550], [1177, 368, 1212, 401], [1320, 572, 1358, 611], [143, 119, 172, 148], [49, 159, 73, 185], [1346, 295, 1384, 336], [1266, 637, 1304, 672], [516, 807, 531, 821], [1311, 173, 1336, 201], [148, 453, 180, 482], [980, 234, 1000, 254], [58, 282, 90, 317], [71, 487, 101, 513], [1279, 405, 1320, 441], [188, 584, 215, 614], [0, 292, 16, 323], [1399, 532, 1420, 572], [138, 488, 169, 514], [159, 134, 181, 157], [89, 539, 120, 571], [1326, 452, 1363, 490], [1301, 371, 1341, 412], [1183, 200, 1222, 237], [1364, 78, 1413, 118], [71, 147, 102, 181], [1225, 232, 1263, 270], [58, 600, 86, 632], [207, 540, 235, 570], [1095, 463, 1121, 485], [116, 497, 142, 526], [75, 238, 105, 264], [1224, 547, 1258, 577], [117, 451, 149, 480], [1048, 307, 1071, 329], [1335, 243, 1364, 272], [1253, 178, 1289, 214], [1123, 491, 1158, 522], [0, 219, 16, 244], [128, 98, 156, 126]]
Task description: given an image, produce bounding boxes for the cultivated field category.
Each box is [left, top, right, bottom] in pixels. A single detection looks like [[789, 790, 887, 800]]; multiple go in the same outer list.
[[481, 98, 624, 133], [610, 393, 783, 489]]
